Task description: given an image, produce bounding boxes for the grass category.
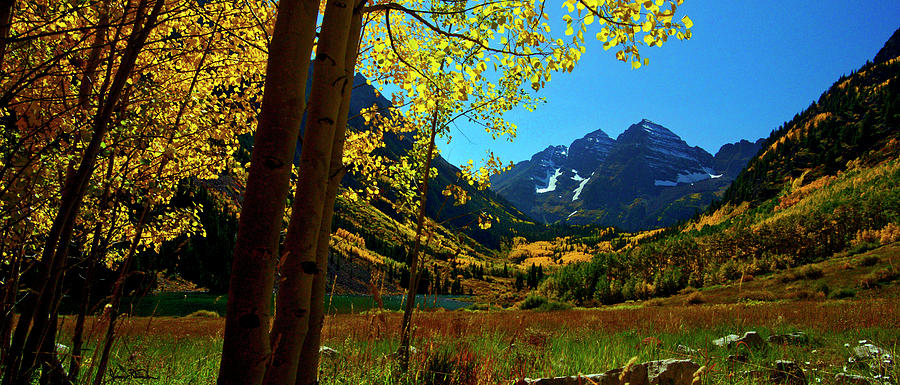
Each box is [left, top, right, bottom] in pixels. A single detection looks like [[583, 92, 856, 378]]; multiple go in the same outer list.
[[54, 298, 899, 385], [59, 293, 472, 318]]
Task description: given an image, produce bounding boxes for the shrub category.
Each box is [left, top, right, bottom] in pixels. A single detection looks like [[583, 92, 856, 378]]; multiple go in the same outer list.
[[856, 255, 880, 267], [519, 295, 547, 310], [684, 292, 703, 305], [186, 310, 219, 318], [718, 260, 741, 282], [859, 268, 899, 289], [536, 300, 572, 311], [828, 288, 856, 299], [738, 290, 777, 302], [815, 282, 830, 296], [849, 242, 879, 256], [799, 265, 824, 279]]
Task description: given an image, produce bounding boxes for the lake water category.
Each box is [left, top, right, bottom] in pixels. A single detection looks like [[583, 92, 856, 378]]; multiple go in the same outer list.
[[108, 293, 472, 317]]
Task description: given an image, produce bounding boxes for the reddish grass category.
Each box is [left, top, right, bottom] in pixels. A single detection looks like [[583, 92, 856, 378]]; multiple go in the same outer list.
[[59, 298, 898, 342]]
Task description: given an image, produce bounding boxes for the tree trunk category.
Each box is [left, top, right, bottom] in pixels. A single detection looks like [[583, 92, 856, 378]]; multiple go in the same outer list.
[[0, 0, 14, 69], [398, 104, 442, 372], [294, 4, 363, 384], [262, 0, 354, 383], [216, 0, 319, 383]]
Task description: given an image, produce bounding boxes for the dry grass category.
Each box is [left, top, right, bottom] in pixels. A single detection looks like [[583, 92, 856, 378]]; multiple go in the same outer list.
[[58, 297, 900, 342]]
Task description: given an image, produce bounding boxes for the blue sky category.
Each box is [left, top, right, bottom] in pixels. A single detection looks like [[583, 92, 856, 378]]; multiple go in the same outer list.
[[437, 1, 900, 167]]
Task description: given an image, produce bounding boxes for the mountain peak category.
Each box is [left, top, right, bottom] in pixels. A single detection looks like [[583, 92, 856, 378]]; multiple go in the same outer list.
[[583, 128, 612, 140], [874, 27, 900, 64]]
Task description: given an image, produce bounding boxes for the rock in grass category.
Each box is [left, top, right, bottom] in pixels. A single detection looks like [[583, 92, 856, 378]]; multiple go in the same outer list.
[[646, 359, 700, 385], [520, 374, 617, 385], [770, 360, 804, 385], [519, 359, 699, 385], [712, 334, 740, 347], [675, 344, 696, 355], [319, 346, 340, 357], [713, 331, 765, 350], [768, 331, 810, 345], [834, 373, 872, 385], [852, 344, 891, 361]]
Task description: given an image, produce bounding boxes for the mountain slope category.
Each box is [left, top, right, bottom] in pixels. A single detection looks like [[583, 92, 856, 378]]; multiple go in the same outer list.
[[490, 119, 762, 230], [539, 27, 900, 307]]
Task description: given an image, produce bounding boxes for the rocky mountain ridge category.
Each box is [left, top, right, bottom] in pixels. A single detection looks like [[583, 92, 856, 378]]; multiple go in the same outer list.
[[491, 119, 764, 230]]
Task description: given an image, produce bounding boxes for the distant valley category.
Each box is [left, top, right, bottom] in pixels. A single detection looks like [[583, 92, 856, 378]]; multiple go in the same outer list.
[[491, 119, 764, 230]]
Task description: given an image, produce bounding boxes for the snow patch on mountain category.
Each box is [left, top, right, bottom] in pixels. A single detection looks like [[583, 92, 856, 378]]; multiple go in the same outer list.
[[536, 168, 563, 193], [572, 172, 593, 200], [676, 171, 711, 184], [571, 171, 585, 181]]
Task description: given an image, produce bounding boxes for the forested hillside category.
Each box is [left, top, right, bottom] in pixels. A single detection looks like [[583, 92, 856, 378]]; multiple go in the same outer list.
[[539, 28, 900, 306]]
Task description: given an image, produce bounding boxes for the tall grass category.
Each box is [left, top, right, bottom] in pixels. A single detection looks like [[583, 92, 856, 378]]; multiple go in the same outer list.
[[52, 300, 899, 384]]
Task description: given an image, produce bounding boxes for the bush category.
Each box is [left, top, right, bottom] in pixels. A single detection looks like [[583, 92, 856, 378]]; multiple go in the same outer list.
[[859, 268, 899, 289], [684, 291, 703, 305], [828, 288, 856, 299], [856, 255, 880, 267], [849, 242, 879, 256], [186, 310, 219, 318], [536, 300, 572, 311], [815, 282, 830, 296], [519, 294, 548, 310], [799, 265, 824, 279]]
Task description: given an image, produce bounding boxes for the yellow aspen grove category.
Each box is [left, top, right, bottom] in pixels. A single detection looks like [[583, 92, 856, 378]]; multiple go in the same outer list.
[[216, 0, 320, 382], [4, 1, 166, 382]]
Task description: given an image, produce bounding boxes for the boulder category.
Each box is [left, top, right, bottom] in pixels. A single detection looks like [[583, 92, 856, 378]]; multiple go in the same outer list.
[[737, 331, 765, 349], [770, 360, 804, 385], [712, 331, 765, 350], [768, 332, 810, 345], [601, 363, 650, 385], [712, 334, 739, 347], [646, 359, 700, 385], [520, 374, 609, 385], [834, 373, 872, 385], [319, 346, 340, 358], [851, 343, 894, 373], [852, 344, 891, 361], [675, 344, 696, 355], [520, 359, 699, 385]]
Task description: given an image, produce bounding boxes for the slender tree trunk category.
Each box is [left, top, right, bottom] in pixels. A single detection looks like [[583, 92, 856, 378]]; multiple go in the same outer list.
[[78, 0, 111, 109], [398, 101, 442, 372], [295, 5, 363, 384], [263, 0, 354, 382], [216, 0, 319, 383], [2, 0, 164, 383], [0, 0, 14, 69]]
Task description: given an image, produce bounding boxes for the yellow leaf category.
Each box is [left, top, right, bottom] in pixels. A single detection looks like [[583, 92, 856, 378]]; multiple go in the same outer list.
[[681, 15, 693, 29]]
